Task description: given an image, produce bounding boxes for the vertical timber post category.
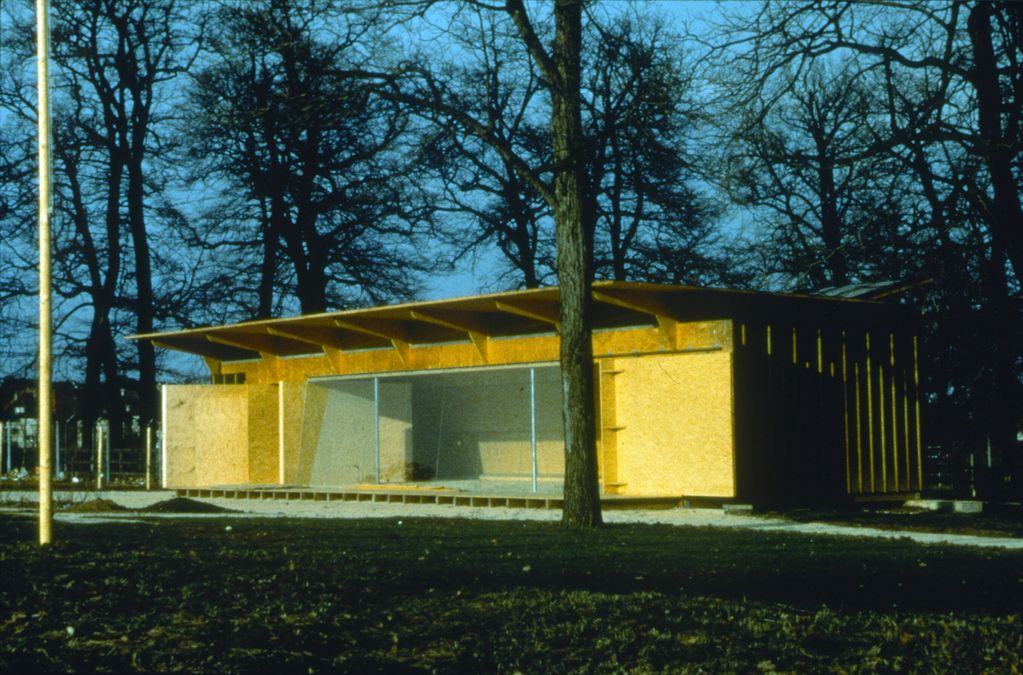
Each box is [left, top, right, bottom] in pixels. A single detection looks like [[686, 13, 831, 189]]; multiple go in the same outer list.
[[95, 424, 104, 490], [145, 425, 152, 491], [36, 0, 54, 545], [278, 381, 285, 486], [161, 385, 168, 489]]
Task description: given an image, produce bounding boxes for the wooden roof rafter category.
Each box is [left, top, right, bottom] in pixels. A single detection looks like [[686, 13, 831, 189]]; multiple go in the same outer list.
[[130, 282, 912, 364], [266, 325, 346, 351], [494, 299, 561, 331], [205, 332, 298, 358], [409, 309, 493, 361], [592, 286, 694, 350], [151, 338, 256, 363], [334, 317, 412, 366]]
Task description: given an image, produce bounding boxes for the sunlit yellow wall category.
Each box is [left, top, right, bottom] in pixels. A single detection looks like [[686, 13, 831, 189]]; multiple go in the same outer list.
[[607, 351, 735, 497], [279, 380, 305, 484], [163, 385, 248, 487], [247, 385, 279, 484]]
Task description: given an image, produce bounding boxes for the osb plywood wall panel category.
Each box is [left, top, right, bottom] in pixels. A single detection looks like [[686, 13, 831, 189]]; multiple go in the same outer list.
[[378, 381, 413, 482], [280, 381, 305, 484], [247, 385, 279, 484], [614, 352, 734, 497], [300, 381, 376, 486], [296, 383, 327, 484], [164, 385, 248, 487]]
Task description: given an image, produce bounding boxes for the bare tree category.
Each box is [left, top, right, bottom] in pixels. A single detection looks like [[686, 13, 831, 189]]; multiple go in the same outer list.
[[585, 13, 724, 285], [417, 8, 555, 290], [186, 0, 431, 316]]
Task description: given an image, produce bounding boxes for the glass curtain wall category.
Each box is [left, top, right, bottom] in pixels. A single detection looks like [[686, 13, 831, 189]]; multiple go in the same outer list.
[[301, 365, 564, 492]]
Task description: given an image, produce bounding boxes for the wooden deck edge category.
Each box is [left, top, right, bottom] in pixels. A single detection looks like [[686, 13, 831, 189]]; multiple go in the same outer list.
[[174, 487, 683, 511]]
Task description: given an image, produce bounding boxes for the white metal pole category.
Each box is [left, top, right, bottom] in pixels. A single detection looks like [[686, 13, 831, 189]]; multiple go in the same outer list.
[[530, 368, 538, 494], [36, 0, 54, 546], [373, 378, 380, 484]]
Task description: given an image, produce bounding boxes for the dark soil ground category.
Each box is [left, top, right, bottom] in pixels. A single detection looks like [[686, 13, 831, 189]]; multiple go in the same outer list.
[[1, 508, 1022, 673]]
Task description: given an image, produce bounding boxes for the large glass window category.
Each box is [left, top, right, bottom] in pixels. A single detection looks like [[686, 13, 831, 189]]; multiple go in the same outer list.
[[301, 365, 564, 492]]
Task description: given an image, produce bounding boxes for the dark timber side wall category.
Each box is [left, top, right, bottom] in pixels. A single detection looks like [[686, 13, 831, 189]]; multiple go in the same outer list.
[[732, 310, 923, 506]]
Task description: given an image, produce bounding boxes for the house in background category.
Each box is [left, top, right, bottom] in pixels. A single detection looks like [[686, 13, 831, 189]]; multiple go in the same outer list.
[[132, 281, 924, 505]]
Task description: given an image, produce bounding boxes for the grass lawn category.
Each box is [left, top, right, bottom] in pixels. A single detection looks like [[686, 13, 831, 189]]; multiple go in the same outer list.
[[1, 511, 1021, 673]]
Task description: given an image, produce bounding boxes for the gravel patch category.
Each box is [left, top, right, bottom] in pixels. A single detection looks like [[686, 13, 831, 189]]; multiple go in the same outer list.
[[2, 489, 1022, 549]]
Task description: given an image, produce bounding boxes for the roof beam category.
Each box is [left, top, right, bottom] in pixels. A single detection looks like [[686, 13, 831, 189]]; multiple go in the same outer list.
[[593, 288, 693, 350], [335, 318, 412, 366], [409, 309, 492, 361], [495, 300, 560, 331], [323, 347, 345, 374], [408, 309, 489, 335], [207, 332, 289, 357], [591, 288, 684, 322], [152, 339, 253, 363], [334, 318, 409, 343], [267, 325, 346, 351]]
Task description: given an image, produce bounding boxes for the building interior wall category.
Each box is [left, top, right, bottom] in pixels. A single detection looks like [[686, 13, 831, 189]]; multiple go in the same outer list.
[[299, 380, 376, 486], [409, 366, 563, 482], [378, 380, 413, 483]]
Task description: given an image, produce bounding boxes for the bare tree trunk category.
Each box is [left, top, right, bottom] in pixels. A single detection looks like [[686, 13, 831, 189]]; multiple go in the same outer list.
[[256, 198, 277, 318], [817, 157, 848, 286], [968, 2, 1023, 284], [551, 0, 601, 527], [128, 151, 157, 424]]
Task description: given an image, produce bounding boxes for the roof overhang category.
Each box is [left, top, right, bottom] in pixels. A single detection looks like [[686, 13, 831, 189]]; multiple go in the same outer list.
[[130, 281, 903, 363]]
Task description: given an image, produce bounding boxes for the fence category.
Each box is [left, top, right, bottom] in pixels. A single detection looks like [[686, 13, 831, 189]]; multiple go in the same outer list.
[[0, 418, 160, 488]]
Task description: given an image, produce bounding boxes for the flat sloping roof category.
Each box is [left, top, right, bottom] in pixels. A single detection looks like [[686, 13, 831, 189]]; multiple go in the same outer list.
[[130, 281, 905, 362]]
